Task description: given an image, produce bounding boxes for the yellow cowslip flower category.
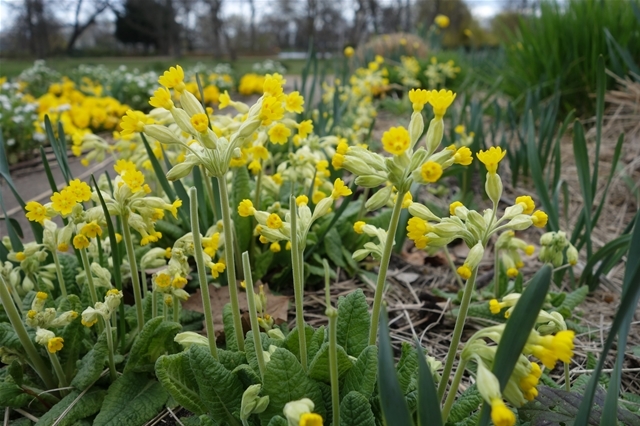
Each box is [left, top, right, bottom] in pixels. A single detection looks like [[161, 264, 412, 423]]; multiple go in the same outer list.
[[332, 153, 344, 169], [272, 173, 283, 185], [477, 146, 507, 174], [114, 159, 136, 175], [296, 195, 309, 206], [420, 161, 443, 183], [149, 87, 174, 110], [407, 217, 430, 249], [263, 73, 285, 98], [316, 160, 330, 177], [531, 211, 548, 228], [81, 221, 102, 239], [121, 169, 145, 193], [25, 201, 48, 224], [190, 113, 209, 133], [490, 398, 515, 426], [73, 234, 90, 250], [47, 337, 64, 354], [331, 178, 352, 199], [252, 145, 269, 161], [515, 196, 535, 215], [519, 363, 542, 401], [435, 14, 450, 28], [336, 139, 349, 155], [266, 213, 283, 229], [381, 126, 410, 156], [219, 90, 231, 109], [489, 299, 503, 314], [210, 262, 226, 279], [155, 273, 172, 289], [299, 413, 323, 426], [506, 267, 519, 278], [120, 110, 148, 136], [408, 89, 430, 112], [173, 276, 188, 289], [453, 146, 473, 166], [457, 265, 472, 280], [527, 330, 575, 369], [428, 89, 456, 119], [158, 65, 185, 92], [449, 201, 464, 216], [455, 125, 465, 134], [344, 46, 354, 57], [270, 242, 281, 253], [402, 192, 413, 208], [353, 221, 366, 234], [298, 120, 313, 139], [58, 243, 69, 252], [285, 91, 304, 114], [248, 160, 262, 175], [66, 179, 92, 203], [524, 245, 535, 256], [268, 123, 291, 145], [16, 252, 26, 261], [238, 200, 256, 217], [50, 189, 77, 216], [167, 200, 182, 219], [312, 191, 326, 204]]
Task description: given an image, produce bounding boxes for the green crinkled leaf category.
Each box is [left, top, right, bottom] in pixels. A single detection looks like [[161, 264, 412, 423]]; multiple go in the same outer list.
[[57, 254, 80, 294], [284, 324, 315, 365], [217, 349, 247, 372], [155, 352, 207, 416], [260, 348, 325, 422], [517, 385, 640, 425], [70, 331, 108, 390], [58, 314, 84, 380], [232, 364, 261, 388], [254, 249, 274, 282], [0, 323, 22, 353], [188, 345, 243, 425], [231, 166, 252, 253], [554, 285, 589, 318], [396, 342, 418, 394], [336, 289, 370, 357], [124, 317, 181, 373], [341, 345, 378, 399], [9, 418, 32, 426], [93, 372, 168, 426], [245, 332, 274, 374], [223, 304, 238, 351], [308, 342, 354, 383], [463, 301, 508, 323], [448, 385, 483, 423], [340, 391, 376, 426], [324, 228, 346, 268], [35, 388, 106, 426], [267, 416, 288, 426], [308, 325, 326, 362], [0, 381, 30, 409]]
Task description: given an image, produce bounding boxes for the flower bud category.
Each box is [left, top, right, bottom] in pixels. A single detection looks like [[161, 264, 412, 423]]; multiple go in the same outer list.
[[267, 328, 286, 340], [503, 204, 524, 220], [409, 111, 425, 148], [237, 118, 262, 140], [180, 90, 205, 117], [240, 385, 269, 420], [355, 174, 388, 188], [167, 161, 196, 181], [311, 197, 333, 222], [143, 124, 182, 145], [476, 359, 501, 401], [485, 173, 503, 205], [408, 202, 441, 222], [425, 117, 444, 155], [506, 215, 533, 231], [365, 185, 393, 212], [199, 129, 218, 149], [344, 156, 377, 176], [174, 331, 209, 349], [566, 245, 578, 266], [466, 241, 485, 270]]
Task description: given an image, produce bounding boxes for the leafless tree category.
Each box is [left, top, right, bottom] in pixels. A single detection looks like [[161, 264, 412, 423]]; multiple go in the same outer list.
[[65, 0, 111, 53]]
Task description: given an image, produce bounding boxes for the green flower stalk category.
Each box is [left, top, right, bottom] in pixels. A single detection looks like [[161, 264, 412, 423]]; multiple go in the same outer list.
[[78, 248, 99, 306], [323, 260, 340, 426], [50, 250, 67, 298], [121, 216, 145, 333], [190, 187, 219, 359], [242, 251, 266, 380], [0, 276, 56, 389], [289, 195, 308, 370], [104, 320, 117, 382]]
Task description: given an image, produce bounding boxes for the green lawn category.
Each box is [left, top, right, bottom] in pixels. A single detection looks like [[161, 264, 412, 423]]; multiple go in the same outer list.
[[0, 56, 331, 78]]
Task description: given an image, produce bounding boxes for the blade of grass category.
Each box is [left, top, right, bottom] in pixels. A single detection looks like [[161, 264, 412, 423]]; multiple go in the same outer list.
[[44, 115, 71, 184], [416, 340, 442, 426], [572, 121, 593, 258]]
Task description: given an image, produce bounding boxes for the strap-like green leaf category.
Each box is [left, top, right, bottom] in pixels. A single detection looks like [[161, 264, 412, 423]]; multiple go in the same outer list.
[[416, 340, 442, 426]]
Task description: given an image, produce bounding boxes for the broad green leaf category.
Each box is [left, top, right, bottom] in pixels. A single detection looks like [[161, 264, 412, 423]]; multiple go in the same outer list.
[[324, 228, 346, 268], [188, 345, 243, 425], [124, 317, 181, 373], [0, 381, 29, 409], [93, 372, 168, 426], [448, 385, 483, 424], [36, 388, 106, 426], [377, 310, 412, 426], [267, 417, 288, 426], [155, 352, 207, 416], [339, 391, 376, 426], [244, 331, 272, 374], [217, 348, 247, 372], [341, 345, 378, 399], [416, 341, 441, 426], [70, 331, 109, 390], [284, 324, 315, 365], [396, 342, 418, 394], [260, 348, 326, 422], [223, 303, 238, 351], [336, 289, 370, 357], [554, 285, 588, 318], [0, 323, 22, 352], [308, 342, 354, 383], [231, 363, 261, 388], [254, 249, 274, 282], [308, 325, 326, 363]]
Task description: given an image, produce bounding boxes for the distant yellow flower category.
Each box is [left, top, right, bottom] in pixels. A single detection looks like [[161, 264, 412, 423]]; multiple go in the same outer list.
[[58, 243, 69, 252], [238, 200, 255, 217], [515, 196, 535, 215], [381, 126, 410, 156], [332, 153, 344, 169], [25, 201, 48, 224], [530, 211, 548, 228], [408, 89, 430, 112], [272, 173, 283, 185], [428, 89, 456, 119], [464, 29, 473, 37], [158, 65, 185, 92], [331, 178, 352, 199], [298, 120, 313, 139], [353, 221, 366, 234], [454, 125, 465, 134], [120, 110, 148, 136], [525, 245, 535, 256], [169, 199, 182, 219], [476, 146, 507, 174], [248, 160, 262, 175], [489, 299, 502, 314], [268, 123, 291, 145], [114, 159, 136, 175], [121, 169, 145, 193], [173, 276, 188, 289], [344, 46, 355, 58], [270, 242, 281, 253], [67, 179, 92, 203], [219, 91, 231, 109], [16, 252, 26, 261], [336, 140, 349, 155], [266, 213, 283, 229], [506, 267, 519, 278], [73, 234, 90, 250], [420, 161, 443, 182], [263, 73, 285, 98], [435, 14, 450, 28], [47, 337, 64, 354], [453, 146, 473, 166], [51, 189, 77, 216], [285, 91, 304, 114], [210, 262, 226, 279], [81, 221, 102, 239], [296, 195, 309, 206], [149, 87, 174, 110], [190, 113, 209, 133], [402, 192, 413, 208], [312, 191, 326, 204]]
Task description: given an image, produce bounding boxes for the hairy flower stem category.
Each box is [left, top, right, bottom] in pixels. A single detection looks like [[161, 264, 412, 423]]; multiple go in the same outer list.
[[248, 168, 264, 265], [190, 188, 219, 359], [494, 249, 501, 299], [172, 296, 180, 322], [79, 248, 98, 306], [121, 216, 145, 333], [242, 252, 266, 380], [368, 192, 405, 345], [152, 291, 158, 318], [324, 260, 340, 426], [290, 196, 308, 370], [217, 175, 244, 351], [0, 276, 56, 390], [442, 358, 468, 421], [49, 352, 68, 394], [564, 362, 570, 392], [51, 250, 67, 297], [103, 320, 117, 382], [437, 267, 478, 400]]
